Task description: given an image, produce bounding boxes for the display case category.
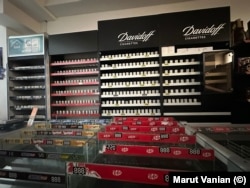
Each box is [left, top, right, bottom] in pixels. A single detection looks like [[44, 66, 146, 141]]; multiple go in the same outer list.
[[201, 50, 233, 122], [0, 119, 104, 188], [231, 40, 250, 123], [203, 50, 233, 93], [185, 122, 250, 171], [7, 34, 48, 121], [161, 46, 203, 118], [50, 57, 100, 119], [160, 46, 233, 122], [49, 31, 100, 119], [100, 48, 161, 117], [66, 116, 227, 188]]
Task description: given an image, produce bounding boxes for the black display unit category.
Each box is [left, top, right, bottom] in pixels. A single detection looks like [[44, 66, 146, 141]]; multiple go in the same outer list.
[[6, 7, 234, 122], [7, 34, 48, 122], [48, 31, 100, 119], [231, 40, 250, 123], [161, 49, 204, 119], [100, 48, 161, 117], [98, 15, 162, 117], [98, 6, 232, 122], [160, 46, 233, 122], [158, 6, 232, 122]]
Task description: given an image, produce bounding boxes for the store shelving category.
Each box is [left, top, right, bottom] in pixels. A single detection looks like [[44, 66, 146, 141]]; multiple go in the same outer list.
[[100, 49, 161, 117], [50, 58, 100, 119], [48, 31, 100, 119], [160, 47, 233, 122], [161, 47, 203, 117], [8, 34, 48, 122]]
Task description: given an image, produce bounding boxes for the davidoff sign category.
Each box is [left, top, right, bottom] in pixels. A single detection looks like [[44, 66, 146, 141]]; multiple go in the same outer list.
[[98, 15, 159, 50], [183, 23, 226, 36], [98, 7, 230, 49], [159, 7, 230, 45], [117, 30, 156, 46], [182, 23, 226, 40]]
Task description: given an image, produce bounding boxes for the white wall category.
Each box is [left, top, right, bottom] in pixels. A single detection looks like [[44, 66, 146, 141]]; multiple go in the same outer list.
[[0, 26, 18, 120], [47, 0, 250, 34]]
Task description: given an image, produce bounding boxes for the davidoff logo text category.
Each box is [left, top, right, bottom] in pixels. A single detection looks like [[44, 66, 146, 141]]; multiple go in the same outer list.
[[183, 23, 226, 36], [118, 30, 155, 43]]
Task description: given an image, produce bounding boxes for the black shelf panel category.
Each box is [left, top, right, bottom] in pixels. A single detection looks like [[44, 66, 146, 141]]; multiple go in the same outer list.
[[49, 32, 100, 119]]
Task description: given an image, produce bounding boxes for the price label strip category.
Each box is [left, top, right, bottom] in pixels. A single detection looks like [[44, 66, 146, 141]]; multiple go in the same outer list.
[[66, 162, 169, 186], [105, 125, 185, 133], [33, 130, 94, 137], [113, 116, 175, 122], [98, 132, 196, 144], [50, 124, 84, 129], [110, 120, 179, 126], [102, 145, 214, 160], [0, 149, 85, 161], [3, 138, 86, 147], [0, 170, 65, 184]]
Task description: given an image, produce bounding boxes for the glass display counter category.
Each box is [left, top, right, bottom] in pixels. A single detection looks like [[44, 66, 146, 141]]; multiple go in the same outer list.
[[1, 117, 245, 188], [0, 119, 107, 188], [185, 122, 250, 172], [66, 116, 225, 188]]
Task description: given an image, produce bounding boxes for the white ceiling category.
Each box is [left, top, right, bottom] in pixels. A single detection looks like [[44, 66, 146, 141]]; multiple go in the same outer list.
[[0, 0, 195, 34], [8, 0, 194, 22]]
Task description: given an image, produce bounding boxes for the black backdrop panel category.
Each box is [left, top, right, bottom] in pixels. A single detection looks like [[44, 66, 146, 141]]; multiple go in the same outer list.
[[98, 15, 159, 51], [159, 6, 231, 46], [49, 30, 98, 55]]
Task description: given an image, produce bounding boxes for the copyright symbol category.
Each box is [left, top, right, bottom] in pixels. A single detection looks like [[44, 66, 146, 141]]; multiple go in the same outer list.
[[233, 176, 246, 185]]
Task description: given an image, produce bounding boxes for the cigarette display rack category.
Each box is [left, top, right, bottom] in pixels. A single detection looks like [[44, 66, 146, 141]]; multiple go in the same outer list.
[[7, 34, 48, 122], [100, 49, 162, 117], [50, 58, 100, 119], [66, 116, 222, 188], [48, 31, 100, 120]]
